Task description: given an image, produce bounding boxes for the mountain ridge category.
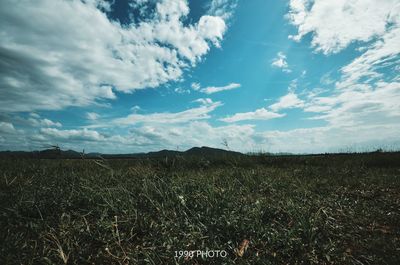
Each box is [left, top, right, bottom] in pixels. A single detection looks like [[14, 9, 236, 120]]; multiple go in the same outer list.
[[0, 146, 243, 159]]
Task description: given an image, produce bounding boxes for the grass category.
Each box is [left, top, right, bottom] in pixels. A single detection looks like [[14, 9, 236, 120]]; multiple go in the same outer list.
[[0, 153, 399, 264]]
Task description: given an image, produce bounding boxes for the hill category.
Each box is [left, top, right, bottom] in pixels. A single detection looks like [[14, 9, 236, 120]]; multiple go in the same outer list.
[[0, 146, 243, 159]]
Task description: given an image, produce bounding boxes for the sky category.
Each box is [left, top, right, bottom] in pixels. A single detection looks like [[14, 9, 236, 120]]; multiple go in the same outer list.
[[0, 0, 399, 154]]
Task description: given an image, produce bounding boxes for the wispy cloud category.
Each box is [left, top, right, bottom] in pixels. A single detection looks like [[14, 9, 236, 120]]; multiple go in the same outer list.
[[207, 0, 239, 20], [112, 100, 222, 126], [86, 112, 100, 121], [287, 0, 400, 146], [192, 98, 214, 105], [221, 108, 285, 123], [191, 82, 201, 90], [197, 83, 241, 94], [271, 52, 291, 73]]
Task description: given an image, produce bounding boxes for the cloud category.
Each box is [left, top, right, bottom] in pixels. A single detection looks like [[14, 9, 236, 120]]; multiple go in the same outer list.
[[86, 112, 100, 121], [0, 122, 16, 134], [260, 123, 400, 154], [338, 27, 400, 88], [124, 121, 256, 152], [40, 128, 104, 142], [0, 0, 227, 112], [25, 115, 62, 128], [288, 0, 400, 54], [111, 100, 222, 126], [2, 112, 400, 154], [287, 0, 400, 127], [130, 105, 142, 112], [37, 118, 62, 128], [305, 81, 400, 127], [198, 83, 241, 94], [287, 0, 400, 150], [269, 92, 305, 112], [6, 120, 257, 154], [191, 82, 201, 90], [174, 87, 191, 94], [220, 108, 285, 123], [207, 0, 239, 20], [271, 52, 291, 73], [192, 98, 214, 105]]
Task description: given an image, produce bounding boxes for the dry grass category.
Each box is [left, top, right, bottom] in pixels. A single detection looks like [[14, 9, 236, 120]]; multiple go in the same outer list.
[[0, 153, 399, 264]]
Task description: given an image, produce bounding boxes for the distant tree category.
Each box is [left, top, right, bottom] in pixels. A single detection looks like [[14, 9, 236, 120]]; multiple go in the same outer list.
[[221, 138, 230, 150]]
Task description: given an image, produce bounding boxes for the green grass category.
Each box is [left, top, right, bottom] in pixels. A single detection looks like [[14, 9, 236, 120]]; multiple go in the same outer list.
[[0, 153, 399, 264]]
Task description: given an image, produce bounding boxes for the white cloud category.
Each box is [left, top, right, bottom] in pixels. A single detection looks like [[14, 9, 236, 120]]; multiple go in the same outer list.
[[260, 124, 400, 154], [287, 0, 400, 126], [207, 0, 239, 20], [0, 0, 227, 112], [29, 113, 40, 119], [111, 100, 222, 126], [192, 98, 214, 105], [130, 105, 142, 112], [41, 119, 62, 128], [271, 52, 291, 73], [40, 128, 104, 142], [0, 122, 16, 134], [199, 83, 241, 94], [191, 82, 201, 90], [8, 120, 256, 153], [320, 72, 335, 85], [2, 113, 400, 154], [305, 81, 400, 127], [269, 92, 305, 111], [86, 112, 100, 121], [288, 0, 400, 54], [287, 0, 400, 152], [338, 27, 400, 88], [220, 108, 285, 123], [27, 117, 62, 128]]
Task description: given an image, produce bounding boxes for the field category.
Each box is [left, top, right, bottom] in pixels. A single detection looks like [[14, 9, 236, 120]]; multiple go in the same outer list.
[[0, 152, 399, 264]]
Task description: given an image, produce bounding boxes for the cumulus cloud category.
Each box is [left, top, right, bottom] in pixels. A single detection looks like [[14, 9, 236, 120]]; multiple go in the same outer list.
[[197, 83, 241, 94], [269, 92, 305, 112], [0, 122, 16, 134], [220, 108, 285, 123], [1, 119, 258, 153], [32, 118, 62, 128], [2, 112, 400, 154], [288, 0, 400, 54], [271, 52, 291, 73], [0, 0, 227, 112]]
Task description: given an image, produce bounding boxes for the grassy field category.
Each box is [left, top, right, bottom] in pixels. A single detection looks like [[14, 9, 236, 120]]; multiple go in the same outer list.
[[0, 153, 399, 264]]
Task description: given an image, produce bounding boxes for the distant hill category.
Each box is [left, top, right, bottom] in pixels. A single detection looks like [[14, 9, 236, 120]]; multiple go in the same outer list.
[[185, 146, 242, 156], [0, 146, 243, 159], [0, 149, 83, 159]]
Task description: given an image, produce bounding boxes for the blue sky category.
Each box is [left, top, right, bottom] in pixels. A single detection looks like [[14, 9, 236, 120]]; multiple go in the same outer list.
[[0, 0, 399, 153]]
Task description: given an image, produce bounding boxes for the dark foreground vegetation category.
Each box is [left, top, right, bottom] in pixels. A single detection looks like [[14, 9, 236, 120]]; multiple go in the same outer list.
[[0, 152, 399, 264]]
